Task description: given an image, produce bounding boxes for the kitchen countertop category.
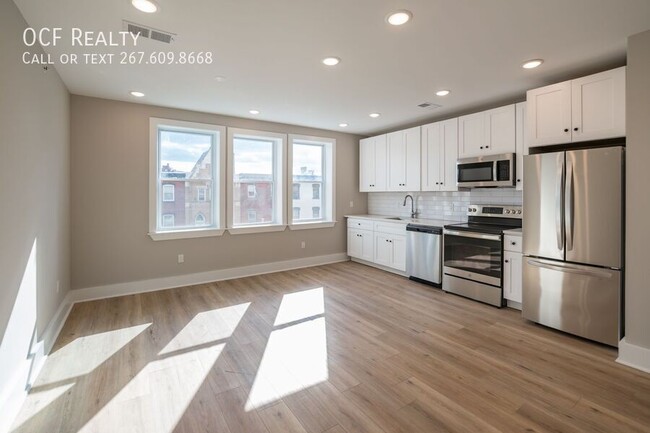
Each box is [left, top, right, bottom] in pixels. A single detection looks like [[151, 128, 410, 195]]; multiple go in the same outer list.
[[345, 214, 454, 228], [503, 228, 523, 236]]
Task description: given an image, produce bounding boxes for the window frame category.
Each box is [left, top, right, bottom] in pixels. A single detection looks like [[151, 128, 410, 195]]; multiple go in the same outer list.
[[288, 135, 336, 230], [149, 118, 226, 241], [227, 128, 287, 235]]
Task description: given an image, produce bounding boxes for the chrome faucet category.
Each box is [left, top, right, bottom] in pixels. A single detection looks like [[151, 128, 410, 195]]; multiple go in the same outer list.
[[403, 194, 418, 218]]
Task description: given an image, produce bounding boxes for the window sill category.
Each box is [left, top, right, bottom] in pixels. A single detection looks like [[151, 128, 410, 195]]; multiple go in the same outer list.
[[227, 225, 287, 235], [288, 221, 337, 230], [148, 228, 225, 241]]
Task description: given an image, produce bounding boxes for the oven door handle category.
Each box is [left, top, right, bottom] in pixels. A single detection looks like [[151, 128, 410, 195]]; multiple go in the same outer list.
[[443, 230, 501, 241]]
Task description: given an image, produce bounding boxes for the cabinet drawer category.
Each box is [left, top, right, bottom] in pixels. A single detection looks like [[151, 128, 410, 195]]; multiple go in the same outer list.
[[348, 218, 374, 231], [504, 234, 523, 253], [373, 221, 406, 236]]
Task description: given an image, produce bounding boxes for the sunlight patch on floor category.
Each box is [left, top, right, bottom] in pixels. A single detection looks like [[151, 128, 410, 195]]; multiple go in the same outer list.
[[273, 287, 324, 326], [78, 343, 225, 433], [245, 317, 328, 411], [159, 302, 250, 355], [11, 382, 74, 431], [35, 323, 151, 386]]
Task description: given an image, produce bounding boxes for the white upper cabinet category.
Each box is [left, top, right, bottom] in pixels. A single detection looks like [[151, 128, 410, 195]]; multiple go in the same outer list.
[[484, 104, 516, 154], [387, 126, 421, 191], [459, 104, 516, 158], [527, 67, 626, 147], [515, 102, 528, 191], [458, 112, 485, 157], [359, 134, 387, 192], [421, 118, 458, 192], [571, 67, 626, 142], [526, 81, 572, 146]]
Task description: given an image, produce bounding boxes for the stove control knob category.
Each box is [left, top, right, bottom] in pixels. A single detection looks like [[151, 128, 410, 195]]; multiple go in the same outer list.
[[505, 209, 511, 214], [517, 210, 522, 214]]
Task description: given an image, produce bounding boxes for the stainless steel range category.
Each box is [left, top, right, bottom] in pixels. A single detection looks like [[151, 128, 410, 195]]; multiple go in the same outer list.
[[443, 204, 522, 307]]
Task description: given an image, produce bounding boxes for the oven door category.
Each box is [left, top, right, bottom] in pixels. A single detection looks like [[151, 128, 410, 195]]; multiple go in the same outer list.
[[443, 230, 502, 286]]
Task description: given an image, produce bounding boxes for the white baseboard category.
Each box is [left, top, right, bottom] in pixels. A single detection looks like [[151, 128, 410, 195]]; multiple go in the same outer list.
[[617, 337, 650, 374], [68, 253, 350, 304]]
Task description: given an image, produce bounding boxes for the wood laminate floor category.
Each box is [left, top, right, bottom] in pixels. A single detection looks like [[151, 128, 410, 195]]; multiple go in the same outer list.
[[12, 262, 650, 433]]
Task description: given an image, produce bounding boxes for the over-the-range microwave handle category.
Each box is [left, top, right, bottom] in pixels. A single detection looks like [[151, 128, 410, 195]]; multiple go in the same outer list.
[[443, 230, 501, 242], [526, 259, 614, 279]]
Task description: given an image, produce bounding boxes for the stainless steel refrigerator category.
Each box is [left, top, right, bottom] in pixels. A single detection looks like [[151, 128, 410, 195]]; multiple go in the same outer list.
[[522, 145, 624, 346]]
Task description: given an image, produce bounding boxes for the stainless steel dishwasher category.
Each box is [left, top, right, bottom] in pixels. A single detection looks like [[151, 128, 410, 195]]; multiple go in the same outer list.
[[406, 224, 442, 286]]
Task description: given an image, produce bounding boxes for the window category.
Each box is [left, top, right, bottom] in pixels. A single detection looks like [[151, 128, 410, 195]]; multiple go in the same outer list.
[[292, 183, 300, 200], [162, 214, 175, 227], [162, 184, 175, 202], [289, 135, 335, 227], [197, 186, 207, 202], [228, 128, 286, 233], [149, 118, 226, 240], [293, 207, 301, 219]]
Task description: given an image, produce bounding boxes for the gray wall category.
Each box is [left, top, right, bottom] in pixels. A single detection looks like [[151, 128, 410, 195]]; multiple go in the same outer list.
[[0, 0, 70, 398], [625, 30, 650, 350], [70, 96, 366, 290]]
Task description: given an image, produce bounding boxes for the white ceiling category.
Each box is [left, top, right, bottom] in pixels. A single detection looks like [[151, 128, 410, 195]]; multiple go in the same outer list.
[[14, 0, 650, 135]]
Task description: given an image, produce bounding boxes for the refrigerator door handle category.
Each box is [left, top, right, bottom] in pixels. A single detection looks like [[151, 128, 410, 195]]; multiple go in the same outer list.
[[526, 259, 614, 279], [555, 154, 565, 250], [565, 160, 574, 251]]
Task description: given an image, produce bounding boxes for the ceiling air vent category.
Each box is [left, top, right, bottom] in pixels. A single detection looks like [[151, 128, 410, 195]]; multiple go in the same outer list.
[[417, 102, 442, 110], [123, 20, 175, 44]]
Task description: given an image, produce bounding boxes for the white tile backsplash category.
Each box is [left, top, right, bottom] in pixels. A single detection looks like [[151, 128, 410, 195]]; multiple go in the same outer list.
[[368, 189, 522, 221]]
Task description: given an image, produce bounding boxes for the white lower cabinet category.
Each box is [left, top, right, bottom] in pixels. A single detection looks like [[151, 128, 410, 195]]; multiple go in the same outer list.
[[373, 233, 406, 271], [347, 228, 374, 262], [503, 234, 523, 306], [347, 218, 406, 273]]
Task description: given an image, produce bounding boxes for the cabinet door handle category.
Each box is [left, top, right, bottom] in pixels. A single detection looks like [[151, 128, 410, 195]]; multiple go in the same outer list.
[[574, 127, 579, 132], [505, 259, 509, 263], [485, 145, 489, 149], [517, 179, 521, 183], [564, 128, 569, 132], [480, 146, 484, 149]]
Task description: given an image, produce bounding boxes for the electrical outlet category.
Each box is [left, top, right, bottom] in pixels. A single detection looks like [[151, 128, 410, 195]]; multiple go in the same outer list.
[[178, 254, 184, 264], [349, 200, 354, 208], [301, 241, 306, 249]]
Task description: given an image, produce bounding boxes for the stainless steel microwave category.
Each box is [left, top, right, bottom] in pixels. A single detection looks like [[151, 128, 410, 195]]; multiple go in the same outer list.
[[457, 153, 515, 188]]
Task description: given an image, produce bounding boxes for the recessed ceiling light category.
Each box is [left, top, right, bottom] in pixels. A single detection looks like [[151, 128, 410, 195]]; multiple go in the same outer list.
[[522, 59, 544, 69], [322, 57, 341, 66], [369, 113, 380, 118], [386, 10, 412, 26], [436, 89, 451, 96], [130, 91, 145, 97], [131, 0, 158, 13], [339, 123, 349, 128], [214, 76, 226, 82], [249, 109, 260, 115]]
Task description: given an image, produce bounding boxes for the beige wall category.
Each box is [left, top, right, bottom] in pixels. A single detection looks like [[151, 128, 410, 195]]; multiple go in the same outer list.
[[625, 30, 650, 349], [0, 0, 70, 404], [70, 96, 366, 290]]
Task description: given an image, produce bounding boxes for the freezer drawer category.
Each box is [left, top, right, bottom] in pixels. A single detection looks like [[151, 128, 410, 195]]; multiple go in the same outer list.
[[522, 258, 621, 346]]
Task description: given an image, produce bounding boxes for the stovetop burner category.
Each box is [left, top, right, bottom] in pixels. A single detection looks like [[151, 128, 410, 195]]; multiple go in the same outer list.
[[444, 204, 522, 234]]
